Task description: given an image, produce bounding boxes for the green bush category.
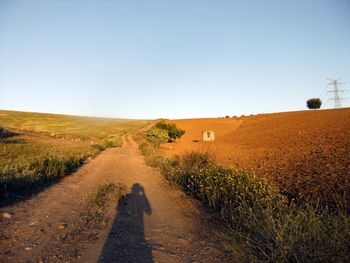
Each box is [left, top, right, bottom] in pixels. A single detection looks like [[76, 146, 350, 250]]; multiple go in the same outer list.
[[160, 152, 350, 262], [146, 127, 169, 148], [306, 98, 322, 109], [155, 121, 185, 140]]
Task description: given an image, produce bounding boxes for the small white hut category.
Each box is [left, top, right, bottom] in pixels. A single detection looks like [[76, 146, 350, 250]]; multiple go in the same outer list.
[[202, 130, 215, 141]]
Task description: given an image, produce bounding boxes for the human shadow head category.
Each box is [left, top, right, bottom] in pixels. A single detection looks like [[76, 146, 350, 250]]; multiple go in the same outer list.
[[132, 183, 144, 194], [130, 183, 152, 216]]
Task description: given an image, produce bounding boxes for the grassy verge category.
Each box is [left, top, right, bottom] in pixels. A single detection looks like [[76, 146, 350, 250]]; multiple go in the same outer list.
[[139, 140, 350, 262], [0, 110, 149, 200], [1, 155, 83, 197]]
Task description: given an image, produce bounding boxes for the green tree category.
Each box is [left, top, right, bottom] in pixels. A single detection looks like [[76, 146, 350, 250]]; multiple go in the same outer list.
[[155, 121, 185, 140], [146, 127, 169, 148], [306, 98, 322, 110]]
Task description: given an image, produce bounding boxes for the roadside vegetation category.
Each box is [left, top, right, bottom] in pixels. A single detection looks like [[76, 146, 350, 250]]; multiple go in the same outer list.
[[139, 121, 185, 167], [138, 124, 350, 262], [154, 121, 185, 141], [0, 110, 149, 200]]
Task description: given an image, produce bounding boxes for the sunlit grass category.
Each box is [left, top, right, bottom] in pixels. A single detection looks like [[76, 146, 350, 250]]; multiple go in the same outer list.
[[0, 110, 149, 139], [0, 110, 150, 198]]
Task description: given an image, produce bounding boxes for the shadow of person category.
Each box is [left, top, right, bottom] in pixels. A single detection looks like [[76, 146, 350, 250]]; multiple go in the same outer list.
[[99, 183, 153, 263]]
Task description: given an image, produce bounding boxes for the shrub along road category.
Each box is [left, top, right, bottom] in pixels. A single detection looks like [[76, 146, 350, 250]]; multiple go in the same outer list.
[[0, 132, 233, 262]]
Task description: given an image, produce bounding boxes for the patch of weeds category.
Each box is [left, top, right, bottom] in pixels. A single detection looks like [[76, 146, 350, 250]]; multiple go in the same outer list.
[[88, 183, 126, 208], [91, 135, 122, 152], [73, 183, 126, 241], [160, 152, 350, 262], [138, 141, 166, 168]]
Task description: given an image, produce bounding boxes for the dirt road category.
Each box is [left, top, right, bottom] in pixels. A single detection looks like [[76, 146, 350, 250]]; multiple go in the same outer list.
[[0, 133, 233, 262]]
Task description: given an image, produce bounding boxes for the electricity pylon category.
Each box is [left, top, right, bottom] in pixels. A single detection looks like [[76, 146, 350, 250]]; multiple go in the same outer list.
[[326, 79, 346, 108]]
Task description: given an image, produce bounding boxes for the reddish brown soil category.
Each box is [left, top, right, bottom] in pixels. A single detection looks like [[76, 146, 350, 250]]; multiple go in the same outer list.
[[161, 108, 350, 206]]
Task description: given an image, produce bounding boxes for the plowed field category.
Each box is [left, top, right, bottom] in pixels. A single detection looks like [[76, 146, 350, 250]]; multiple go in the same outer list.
[[161, 109, 350, 206]]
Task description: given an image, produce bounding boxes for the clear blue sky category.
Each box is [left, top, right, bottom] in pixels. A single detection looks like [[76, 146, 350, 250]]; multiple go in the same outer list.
[[1, 0, 349, 119]]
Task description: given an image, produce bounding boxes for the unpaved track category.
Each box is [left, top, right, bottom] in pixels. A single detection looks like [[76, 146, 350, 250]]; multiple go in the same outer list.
[[0, 133, 233, 262]]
